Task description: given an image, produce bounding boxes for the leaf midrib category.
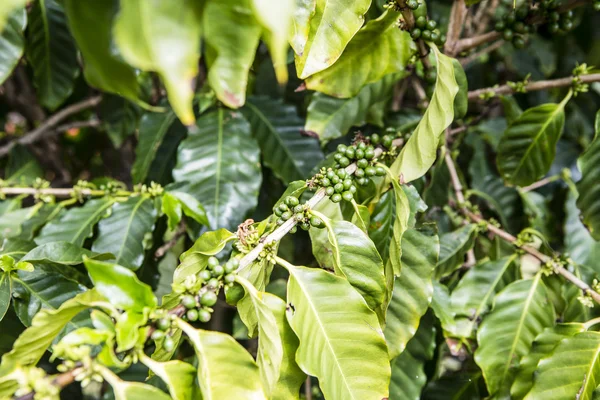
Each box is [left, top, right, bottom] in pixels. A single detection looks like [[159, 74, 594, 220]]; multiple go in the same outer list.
[[580, 337, 600, 397], [71, 200, 114, 244], [114, 197, 146, 263], [213, 109, 223, 227]]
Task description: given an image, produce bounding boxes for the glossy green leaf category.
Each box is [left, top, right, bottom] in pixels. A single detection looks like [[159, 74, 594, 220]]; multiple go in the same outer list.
[[385, 226, 439, 359], [114, 0, 203, 125], [84, 258, 157, 312], [26, 0, 79, 110], [139, 354, 196, 400], [279, 259, 391, 400], [36, 198, 115, 246], [243, 96, 323, 183], [497, 95, 570, 187], [20, 242, 111, 265], [525, 331, 600, 400], [314, 217, 386, 313], [16, 203, 58, 241], [435, 224, 477, 278], [63, 0, 142, 106], [389, 313, 436, 400], [305, 73, 400, 142], [564, 192, 600, 271], [92, 196, 158, 270], [177, 319, 267, 399], [450, 256, 517, 339], [511, 323, 585, 399], [452, 59, 468, 120], [0, 289, 103, 375], [576, 110, 600, 240], [0, 0, 25, 32], [11, 264, 87, 326], [263, 292, 305, 400], [0, 8, 25, 85], [0, 273, 10, 321], [388, 176, 411, 277], [169, 191, 210, 227], [101, 367, 172, 400], [501, 95, 523, 125], [173, 109, 261, 231], [0, 239, 35, 262], [250, 0, 294, 83], [305, 10, 412, 97], [162, 192, 182, 231], [475, 275, 556, 397], [368, 190, 395, 260], [390, 46, 458, 183], [293, 0, 371, 79], [203, 0, 261, 108], [235, 277, 284, 397], [131, 110, 179, 184]]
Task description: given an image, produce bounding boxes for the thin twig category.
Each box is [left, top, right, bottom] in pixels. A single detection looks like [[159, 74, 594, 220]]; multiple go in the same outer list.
[[468, 73, 600, 101], [520, 175, 560, 193], [445, 0, 468, 56], [0, 187, 109, 197], [304, 376, 313, 400], [0, 96, 102, 158], [459, 39, 504, 66], [155, 221, 187, 259]]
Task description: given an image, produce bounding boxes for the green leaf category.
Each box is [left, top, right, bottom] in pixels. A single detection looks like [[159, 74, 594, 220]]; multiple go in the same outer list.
[[36, 198, 115, 246], [450, 256, 517, 339], [63, 0, 143, 106], [293, 0, 371, 79], [26, 0, 79, 110], [475, 275, 556, 397], [511, 323, 585, 399], [262, 291, 305, 400], [524, 331, 600, 400], [390, 46, 458, 183], [84, 258, 157, 312], [131, 110, 179, 184], [250, 0, 294, 83], [0, 273, 10, 321], [564, 192, 600, 270], [11, 264, 87, 326], [20, 242, 111, 265], [113, 0, 203, 125], [91, 196, 158, 270], [452, 59, 468, 120], [0, 239, 35, 261], [169, 191, 210, 227], [243, 96, 323, 183], [389, 313, 436, 400], [139, 355, 197, 400], [314, 217, 386, 313], [0, 289, 103, 375], [384, 226, 439, 359], [576, 110, 600, 240], [0, 8, 25, 85], [500, 95, 523, 125], [497, 95, 570, 187], [98, 95, 140, 148], [435, 224, 477, 278], [203, 0, 262, 108], [388, 177, 411, 277], [173, 229, 236, 285], [176, 319, 267, 399], [368, 190, 395, 260], [235, 276, 284, 397], [279, 259, 391, 400], [305, 10, 412, 97], [173, 109, 261, 231], [0, 0, 25, 32], [162, 192, 182, 231], [305, 73, 400, 142], [100, 367, 172, 400]]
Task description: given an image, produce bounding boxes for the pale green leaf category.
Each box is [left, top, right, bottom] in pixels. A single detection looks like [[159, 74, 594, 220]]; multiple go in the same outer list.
[[0, 273, 11, 321], [435, 224, 478, 278], [306, 10, 412, 97], [139, 354, 196, 400], [177, 319, 267, 399], [0, 0, 26, 32], [576, 110, 600, 240], [114, 0, 203, 125], [390, 46, 458, 183], [20, 242, 112, 265], [101, 367, 172, 400], [293, 0, 371, 79], [162, 192, 182, 231], [279, 259, 391, 400], [173, 109, 261, 231], [0, 8, 25, 85], [475, 275, 556, 397]]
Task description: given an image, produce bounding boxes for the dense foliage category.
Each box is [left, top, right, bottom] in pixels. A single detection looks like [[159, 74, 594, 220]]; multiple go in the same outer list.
[[0, 0, 600, 399]]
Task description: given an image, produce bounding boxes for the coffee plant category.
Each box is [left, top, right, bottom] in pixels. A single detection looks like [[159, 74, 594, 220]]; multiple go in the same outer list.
[[0, 0, 600, 399]]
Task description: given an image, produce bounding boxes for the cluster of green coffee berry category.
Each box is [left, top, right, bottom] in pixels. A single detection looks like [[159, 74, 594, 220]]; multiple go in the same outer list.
[[494, 7, 533, 49], [545, 10, 575, 34], [274, 195, 325, 231], [150, 257, 238, 351], [410, 16, 446, 46]]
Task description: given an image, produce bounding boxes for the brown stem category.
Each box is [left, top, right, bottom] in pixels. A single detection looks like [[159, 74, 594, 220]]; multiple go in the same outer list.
[[304, 376, 313, 400], [154, 221, 187, 259], [445, 0, 468, 56], [0, 96, 102, 158], [0, 187, 111, 197], [520, 175, 560, 193], [459, 39, 504, 66], [468, 73, 600, 101]]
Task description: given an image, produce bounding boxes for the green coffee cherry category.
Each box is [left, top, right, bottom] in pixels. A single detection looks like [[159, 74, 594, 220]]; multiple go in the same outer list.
[[201, 291, 218, 307], [334, 183, 344, 193], [300, 222, 311, 231], [336, 168, 347, 179], [212, 265, 224, 277], [354, 168, 365, 178], [224, 273, 236, 284], [325, 186, 335, 196], [355, 148, 365, 159], [338, 157, 350, 167], [310, 216, 324, 228], [349, 185, 357, 194], [207, 278, 219, 289], [382, 135, 393, 148], [375, 166, 386, 176], [163, 336, 175, 351], [293, 205, 304, 213], [157, 318, 170, 331], [290, 226, 298, 234], [365, 166, 376, 176], [502, 29, 513, 40], [321, 177, 331, 187], [181, 294, 196, 309], [281, 211, 292, 220], [364, 147, 375, 159], [278, 203, 288, 213], [207, 256, 219, 269], [370, 133, 380, 144], [342, 191, 354, 202], [151, 330, 165, 341], [343, 179, 353, 190], [199, 270, 212, 281], [426, 19, 437, 30], [337, 144, 347, 153], [415, 16, 427, 29], [345, 147, 355, 159], [187, 309, 199, 322], [421, 30, 432, 40], [198, 309, 211, 323], [331, 193, 342, 203], [285, 196, 299, 207]]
